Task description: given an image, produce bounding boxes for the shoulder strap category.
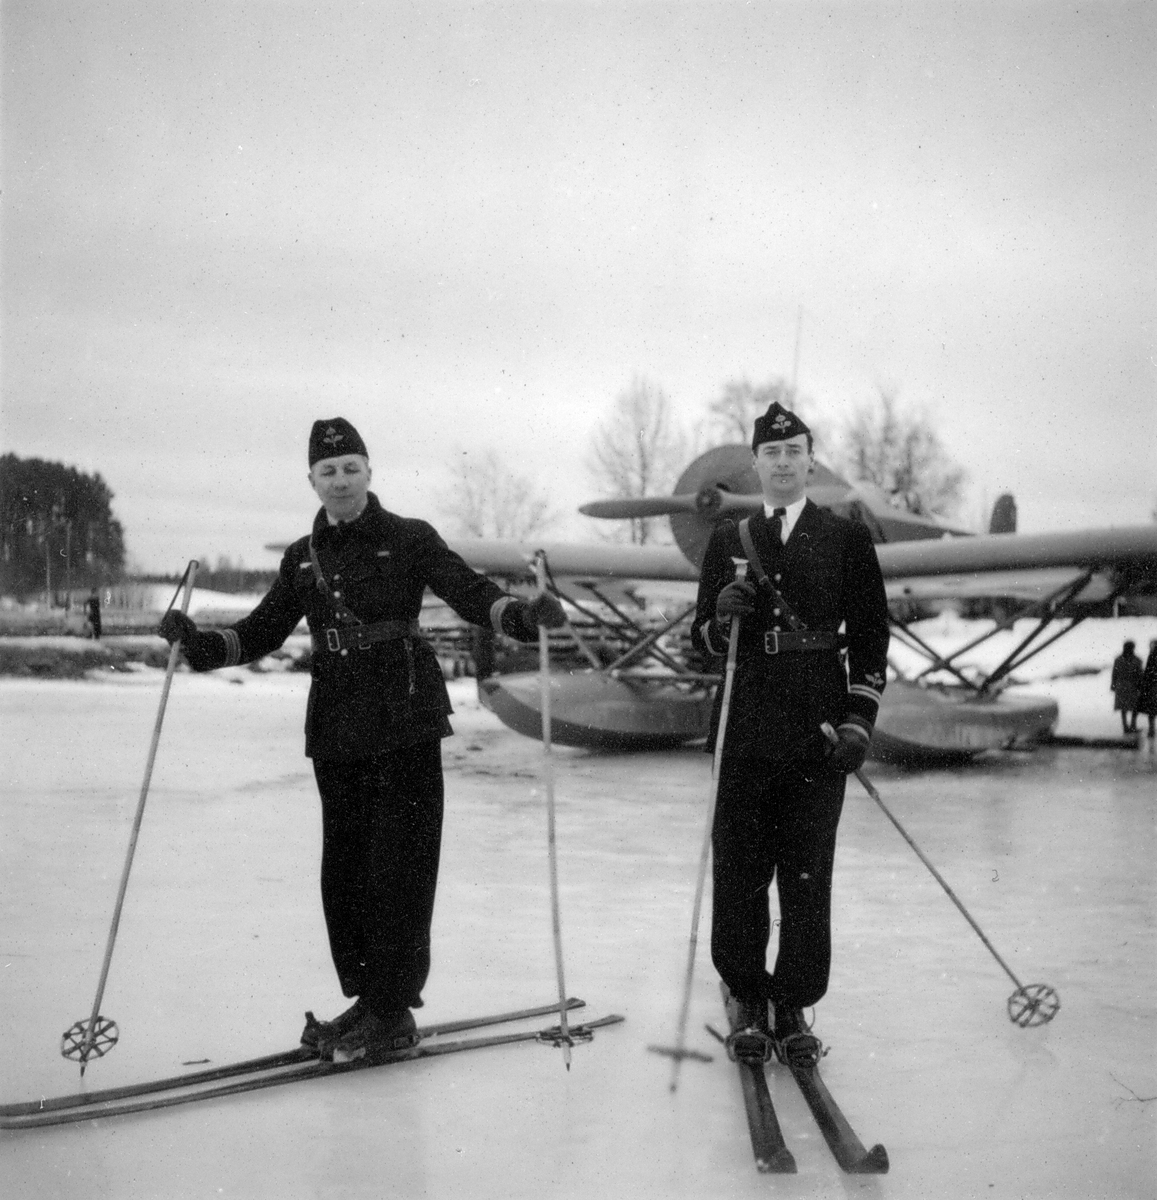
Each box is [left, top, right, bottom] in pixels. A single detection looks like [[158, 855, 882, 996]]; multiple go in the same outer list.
[[308, 534, 364, 627], [737, 518, 767, 588], [737, 517, 807, 632]]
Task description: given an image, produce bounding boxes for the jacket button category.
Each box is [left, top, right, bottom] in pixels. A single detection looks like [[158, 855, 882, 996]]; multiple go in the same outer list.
[[340, 649, 349, 657], [333, 591, 342, 598], [774, 573, 782, 582]]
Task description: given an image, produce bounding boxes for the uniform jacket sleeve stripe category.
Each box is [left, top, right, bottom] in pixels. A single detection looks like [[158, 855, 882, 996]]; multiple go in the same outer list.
[[698, 618, 727, 657], [490, 596, 515, 635]]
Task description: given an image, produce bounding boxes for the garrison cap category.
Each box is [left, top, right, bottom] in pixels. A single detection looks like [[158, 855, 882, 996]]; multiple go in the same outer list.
[[309, 418, 368, 466], [752, 401, 811, 451]]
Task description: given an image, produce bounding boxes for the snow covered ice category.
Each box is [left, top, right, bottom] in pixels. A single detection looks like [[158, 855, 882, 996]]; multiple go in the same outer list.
[[2, 616, 1155, 1199]]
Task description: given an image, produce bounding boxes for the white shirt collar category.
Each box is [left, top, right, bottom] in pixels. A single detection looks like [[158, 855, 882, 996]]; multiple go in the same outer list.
[[762, 495, 807, 542]]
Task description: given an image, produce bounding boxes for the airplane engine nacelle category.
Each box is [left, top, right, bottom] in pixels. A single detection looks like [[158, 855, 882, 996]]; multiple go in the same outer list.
[[667, 444, 858, 567], [668, 445, 758, 567]]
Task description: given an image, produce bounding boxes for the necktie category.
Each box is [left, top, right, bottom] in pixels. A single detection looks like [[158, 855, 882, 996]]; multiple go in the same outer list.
[[771, 507, 786, 545]]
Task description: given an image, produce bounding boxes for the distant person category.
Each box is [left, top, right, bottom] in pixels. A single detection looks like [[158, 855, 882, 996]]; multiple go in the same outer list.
[[1110, 640, 1143, 735], [1137, 640, 1157, 740], [158, 418, 564, 1063], [690, 401, 891, 1066], [85, 589, 102, 640]]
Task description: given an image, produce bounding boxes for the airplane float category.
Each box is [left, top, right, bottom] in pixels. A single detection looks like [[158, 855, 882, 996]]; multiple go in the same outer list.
[[447, 445, 1157, 766]]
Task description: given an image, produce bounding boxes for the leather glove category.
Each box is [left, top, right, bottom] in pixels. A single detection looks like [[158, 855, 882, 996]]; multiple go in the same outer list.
[[525, 592, 566, 629], [157, 610, 216, 671], [158, 609, 197, 645], [715, 579, 756, 622], [825, 723, 870, 774]]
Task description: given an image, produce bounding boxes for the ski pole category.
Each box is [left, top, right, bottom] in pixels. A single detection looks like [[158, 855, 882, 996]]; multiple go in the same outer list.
[[819, 723, 1059, 1027], [651, 558, 748, 1090], [534, 552, 573, 1069], [62, 561, 200, 1074]]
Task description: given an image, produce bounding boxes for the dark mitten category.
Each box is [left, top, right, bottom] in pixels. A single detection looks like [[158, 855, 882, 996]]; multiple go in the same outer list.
[[526, 592, 566, 629], [503, 594, 565, 643], [715, 579, 756, 622], [825, 723, 870, 774], [157, 610, 218, 672]]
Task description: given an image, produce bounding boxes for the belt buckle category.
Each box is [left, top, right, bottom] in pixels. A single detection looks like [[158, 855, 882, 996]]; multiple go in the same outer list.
[[764, 630, 779, 655], [325, 628, 340, 652]]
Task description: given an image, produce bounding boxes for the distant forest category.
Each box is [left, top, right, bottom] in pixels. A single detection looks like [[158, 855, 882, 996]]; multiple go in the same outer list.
[[0, 453, 289, 600], [0, 453, 126, 599], [138, 564, 278, 594]]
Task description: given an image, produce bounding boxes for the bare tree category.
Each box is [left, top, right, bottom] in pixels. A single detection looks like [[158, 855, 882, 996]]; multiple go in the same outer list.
[[440, 449, 559, 540], [587, 377, 687, 544], [707, 377, 830, 452], [839, 389, 967, 518]]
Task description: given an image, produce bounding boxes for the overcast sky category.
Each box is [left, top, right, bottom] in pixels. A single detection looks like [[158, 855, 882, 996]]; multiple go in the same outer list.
[[3, 2, 1154, 573]]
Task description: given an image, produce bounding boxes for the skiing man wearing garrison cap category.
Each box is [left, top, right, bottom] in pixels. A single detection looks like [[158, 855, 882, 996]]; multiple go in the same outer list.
[[690, 401, 890, 1066], [159, 418, 564, 1062]]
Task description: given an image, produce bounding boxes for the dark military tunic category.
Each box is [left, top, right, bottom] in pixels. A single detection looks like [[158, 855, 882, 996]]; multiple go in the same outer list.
[[202, 492, 529, 757], [188, 492, 536, 1012], [692, 502, 890, 757], [690, 501, 890, 1010]]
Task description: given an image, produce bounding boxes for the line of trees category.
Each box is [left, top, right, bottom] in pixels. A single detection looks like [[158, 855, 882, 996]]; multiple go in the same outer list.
[[579, 376, 967, 539], [136, 558, 278, 595], [0, 454, 126, 600], [437, 374, 970, 548], [1, 380, 965, 601]]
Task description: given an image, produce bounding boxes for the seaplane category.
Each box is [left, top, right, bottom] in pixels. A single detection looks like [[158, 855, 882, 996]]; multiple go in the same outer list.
[[450, 445, 1157, 765]]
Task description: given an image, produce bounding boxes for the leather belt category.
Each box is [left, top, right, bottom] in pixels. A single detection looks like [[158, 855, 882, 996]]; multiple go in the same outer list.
[[762, 630, 838, 655], [314, 619, 421, 653]]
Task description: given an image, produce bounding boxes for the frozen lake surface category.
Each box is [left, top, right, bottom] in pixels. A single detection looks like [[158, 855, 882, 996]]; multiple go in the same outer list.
[[2, 620, 1155, 1199]]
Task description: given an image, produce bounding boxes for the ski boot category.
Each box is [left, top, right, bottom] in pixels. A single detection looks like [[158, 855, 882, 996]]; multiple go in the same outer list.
[[301, 997, 368, 1054], [725, 996, 775, 1064], [771, 1004, 824, 1069], [329, 1008, 420, 1063]]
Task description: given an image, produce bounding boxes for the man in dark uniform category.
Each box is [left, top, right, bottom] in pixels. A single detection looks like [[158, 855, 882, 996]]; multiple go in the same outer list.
[[159, 418, 564, 1061], [690, 402, 890, 1065]]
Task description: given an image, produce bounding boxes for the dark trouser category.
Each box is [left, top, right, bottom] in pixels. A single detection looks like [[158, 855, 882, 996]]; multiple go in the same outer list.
[[711, 752, 846, 1010], [312, 740, 444, 1013]]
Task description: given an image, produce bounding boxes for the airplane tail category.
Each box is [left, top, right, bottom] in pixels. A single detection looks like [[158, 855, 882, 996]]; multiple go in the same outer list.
[[989, 493, 1017, 534]]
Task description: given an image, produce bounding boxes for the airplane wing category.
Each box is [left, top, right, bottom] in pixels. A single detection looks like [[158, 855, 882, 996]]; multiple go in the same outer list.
[[455, 525, 1157, 604], [884, 567, 1118, 605], [448, 538, 697, 584], [254, 521, 1157, 765], [876, 526, 1157, 606]]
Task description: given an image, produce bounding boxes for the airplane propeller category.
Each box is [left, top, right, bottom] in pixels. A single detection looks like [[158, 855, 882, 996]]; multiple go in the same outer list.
[[579, 444, 972, 568], [579, 494, 701, 519], [579, 488, 756, 521]]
